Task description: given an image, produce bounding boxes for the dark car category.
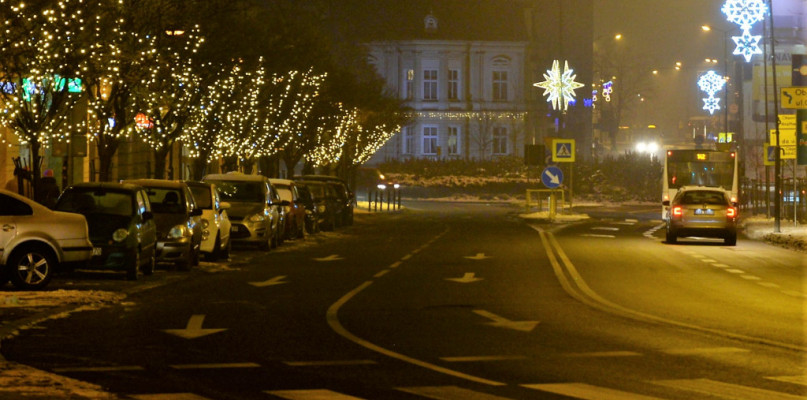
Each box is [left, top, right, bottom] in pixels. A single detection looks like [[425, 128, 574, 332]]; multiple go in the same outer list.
[[296, 180, 342, 231], [294, 175, 354, 226], [123, 179, 203, 269], [55, 182, 157, 280], [663, 186, 738, 246], [295, 184, 319, 234], [269, 179, 306, 240]]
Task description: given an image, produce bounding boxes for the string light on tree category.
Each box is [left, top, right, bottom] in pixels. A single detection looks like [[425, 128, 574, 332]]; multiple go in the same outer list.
[[533, 60, 585, 111]]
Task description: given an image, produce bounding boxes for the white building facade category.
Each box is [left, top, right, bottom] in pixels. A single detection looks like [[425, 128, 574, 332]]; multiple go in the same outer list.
[[364, 16, 529, 163]]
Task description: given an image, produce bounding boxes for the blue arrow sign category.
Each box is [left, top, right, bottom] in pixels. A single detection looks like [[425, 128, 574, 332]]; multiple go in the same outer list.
[[541, 166, 563, 189]]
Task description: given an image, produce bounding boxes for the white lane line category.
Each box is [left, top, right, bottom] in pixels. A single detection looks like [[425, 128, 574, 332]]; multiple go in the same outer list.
[[389, 261, 402, 269], [625, 219, 639, 223], [593, 227, 620, 231], [662, 347, 749, 355], [563, 351, 642, 358], [740, 275, 762, 281], [131, 394, 212, 400], [54, 366, 145, 372], [440, 355, 528, 362], [615, 222, 637, 225], [757, 282, 780, 288], [653, 378, 805, 400], [782, 290, 806, 298], [373, 270, 390, 278], [266, 389, 365, 400], [581, 234, 616, 238], [400, 254, 412, 261], [701, 258, 718, 263], [690, 254, 706, 258], [725, 269, 746, 274], [523, 383, 663, 400], [284, 360, 376, 367], [398, 386, 514, 400], [170, 363, 260, 370], [767, 375, 807, 386], [712, 263, 730, 268]]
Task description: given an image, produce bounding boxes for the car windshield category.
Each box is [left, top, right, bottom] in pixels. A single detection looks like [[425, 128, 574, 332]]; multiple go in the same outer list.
[[679, 191, 727, 206], [275, 186, 292, 202], [189, 186, 213, 209], [143, 188, 185, 214], [56, 189, 134, 217], [207, 180, 265, 202]]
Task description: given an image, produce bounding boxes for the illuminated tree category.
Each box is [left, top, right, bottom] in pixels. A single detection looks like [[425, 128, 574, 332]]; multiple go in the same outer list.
[[0, 0, 90, 199]]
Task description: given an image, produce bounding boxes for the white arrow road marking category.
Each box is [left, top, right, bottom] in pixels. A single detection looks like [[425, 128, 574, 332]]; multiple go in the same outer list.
[[464, 253, 491, 260], [445, 273, 483, 283], [544, 170, 560, 185], [163, 315, 227, 339], [314, 254, 344, 262], [248, 275, 287, 287], [473, 310, 539, 332]]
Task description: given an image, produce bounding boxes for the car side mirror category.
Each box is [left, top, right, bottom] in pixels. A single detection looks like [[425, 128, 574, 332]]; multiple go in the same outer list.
[[191, 208, 203, 217], [143, 211, 154, 221], [662, 200, 670, 207], [220, 201, 231, 210], [280, 200, 291, 207]]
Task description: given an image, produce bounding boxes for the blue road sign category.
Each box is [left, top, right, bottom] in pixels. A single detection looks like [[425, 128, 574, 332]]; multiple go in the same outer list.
[[541, 166, 564, 189]]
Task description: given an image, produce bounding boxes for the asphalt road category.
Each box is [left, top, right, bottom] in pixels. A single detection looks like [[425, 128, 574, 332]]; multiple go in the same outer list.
[[1, 201, 805, 400]]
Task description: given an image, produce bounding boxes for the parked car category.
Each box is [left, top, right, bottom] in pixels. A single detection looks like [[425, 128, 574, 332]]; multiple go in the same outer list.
[[123, 179, 203, 269], [296, 180, 341, 231], [202, 172, 282, 250], [186, 181, 232, 261], [295, 184, 319, 234], [663, 186, 738, 246], [0, 189, 93, 290], [54, 182, 157, 280], [269, 179, 306, 240], [294, 175, 354, 226]]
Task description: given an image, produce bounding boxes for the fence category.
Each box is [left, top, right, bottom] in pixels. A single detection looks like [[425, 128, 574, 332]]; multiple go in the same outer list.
[[366, 185, 402, 212], [740, 178, 806, 223]]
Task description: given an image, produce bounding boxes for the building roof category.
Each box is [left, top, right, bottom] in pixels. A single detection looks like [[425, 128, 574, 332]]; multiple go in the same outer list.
[[340, 0, 530, 42]]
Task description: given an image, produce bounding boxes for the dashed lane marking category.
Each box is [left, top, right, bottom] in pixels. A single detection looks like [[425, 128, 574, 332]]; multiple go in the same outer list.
[[563, 351, 642, 358], [725, 269, 746, 274], [170, 363, 260, 370], [266, 389, 365, 400], [439, 355, 528, 362], [662, 347, 750, 355], [593, 227, 620, 231], [373, 270, 390, 278], [581, 234, 616, 238], [523, 383, 663, 400], [712, 263, 730, 268], [740, 275, 762, 281], [284, 360, 376, 367], [782, 290, 806, 298], [758, 282, 780, 288], [653, 378, 805, 400], [701, 258, 718, 263], [54, 366, 144, 372]]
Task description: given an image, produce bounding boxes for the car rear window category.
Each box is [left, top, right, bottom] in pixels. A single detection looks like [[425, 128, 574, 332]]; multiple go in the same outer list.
[[679, 191, 727, 205], [207, 181, 265, 202], [189, 186, 213, 209], [57, 189, 134, 217]]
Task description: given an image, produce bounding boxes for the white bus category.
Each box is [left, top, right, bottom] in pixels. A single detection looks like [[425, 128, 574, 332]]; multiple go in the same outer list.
[[662, 149, 738, 220]]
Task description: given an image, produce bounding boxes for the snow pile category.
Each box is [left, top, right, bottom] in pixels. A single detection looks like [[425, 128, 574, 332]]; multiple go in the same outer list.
[[0, 361, 122, 399], [742, 216, 807, 253], [0, 290, 124, 308]]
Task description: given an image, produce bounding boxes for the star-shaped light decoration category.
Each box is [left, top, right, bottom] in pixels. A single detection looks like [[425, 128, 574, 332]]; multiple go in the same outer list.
[[732, 31, 763, 62], [702, 96, 721, 115], [534, 60, 585, 111]]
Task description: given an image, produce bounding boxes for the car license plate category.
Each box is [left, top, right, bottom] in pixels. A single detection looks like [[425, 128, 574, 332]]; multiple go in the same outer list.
[[92, 247, 102, 256], [232, 225, 240, 232], [695, 209, 714, 215]]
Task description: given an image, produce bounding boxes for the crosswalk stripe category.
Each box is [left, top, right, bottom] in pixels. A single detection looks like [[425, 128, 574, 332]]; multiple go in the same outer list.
[[522, 383, 663, 400], [662, 347, 749, 355], [653, 378, 805, 400], [130, 394, 212, 400], [767, 375, 807, 386], [265, 389, 365, 400], [397, 386, 513, 399]]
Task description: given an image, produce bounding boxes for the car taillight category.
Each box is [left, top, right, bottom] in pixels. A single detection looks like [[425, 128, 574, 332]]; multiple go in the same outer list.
[[672, 206, 683, 217], [726, 207, 736, 218]]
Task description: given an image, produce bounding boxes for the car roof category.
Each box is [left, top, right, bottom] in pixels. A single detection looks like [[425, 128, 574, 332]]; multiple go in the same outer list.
[[203, 172, 268, 182], [184, 181, 211, 188], [294, 175, 347, 183], [67, 182, 144, 192], [268, 178, 294, 186], [123, 179, 187, 189], [0, 189, 50, 212]]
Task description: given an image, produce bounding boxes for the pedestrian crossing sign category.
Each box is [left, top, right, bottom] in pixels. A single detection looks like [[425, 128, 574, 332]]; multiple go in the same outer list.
[[552, 139, 575, 162]]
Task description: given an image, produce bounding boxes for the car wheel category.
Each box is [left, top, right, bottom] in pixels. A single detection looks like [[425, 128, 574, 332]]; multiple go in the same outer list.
[[209, 234, 222, 261], [8, 245, 55, 290], [724, 232, 737, 246], [126, 250, 141, 281], [260, 228, 272, 251], [192, 245, 201, 266], [665, 228, 677, 244], [141, 249, 155, 276]]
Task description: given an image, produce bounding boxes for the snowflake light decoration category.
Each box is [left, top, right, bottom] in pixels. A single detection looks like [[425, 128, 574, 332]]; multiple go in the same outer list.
[[722, 0, 767, 63], [533, 60, 585, 111], [732, 31, 763, 62], [702, 96, 721, 115], [721, 0, 767, 30], [697, 70, 726, 96]]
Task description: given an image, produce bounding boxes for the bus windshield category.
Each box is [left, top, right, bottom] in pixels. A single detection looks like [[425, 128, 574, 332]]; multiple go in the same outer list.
[[666, 150, 735, 191]]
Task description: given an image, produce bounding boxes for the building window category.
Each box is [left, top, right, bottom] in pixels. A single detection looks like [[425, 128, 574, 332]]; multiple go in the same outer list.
[[492, 127, 507, 154], [422, 126, 438, 155], [403, 127, 416, 154], [447, 126, 460, 155], [405, 69, 414, 100], [448, 69, 459, 100], [423, 69, 438, 101], [492, 70, 508, 101]]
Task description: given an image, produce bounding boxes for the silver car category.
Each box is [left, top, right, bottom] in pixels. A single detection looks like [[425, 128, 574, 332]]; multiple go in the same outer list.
[[663, 186, 738, 246], [0, 189, 93, 290]]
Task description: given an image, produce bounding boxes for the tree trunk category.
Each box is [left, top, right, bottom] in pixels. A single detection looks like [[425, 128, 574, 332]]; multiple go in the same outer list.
[[30, 139, 42, 202], [153, 147, 170, 179], [97, 140, 120, 182], [192, 155, 209, 181]]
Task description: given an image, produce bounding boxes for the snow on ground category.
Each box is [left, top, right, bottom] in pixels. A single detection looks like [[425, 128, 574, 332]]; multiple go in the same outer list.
[[0, 205, 803, 399]]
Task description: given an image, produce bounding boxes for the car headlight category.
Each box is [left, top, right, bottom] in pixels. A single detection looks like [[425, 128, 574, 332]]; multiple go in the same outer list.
[[201, 219, 210, 229], [112, 228, 129, 242], [168, 224, 189, 239], [248, 213, 265, 223]]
